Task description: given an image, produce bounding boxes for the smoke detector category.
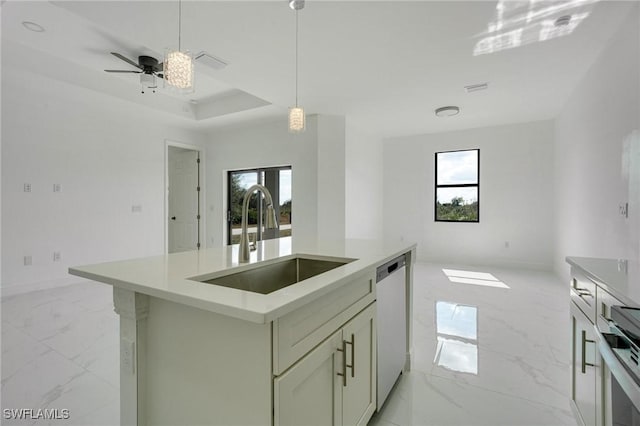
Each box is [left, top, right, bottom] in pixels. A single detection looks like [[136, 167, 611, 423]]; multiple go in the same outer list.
[[435, 106, 460, 117], [554, 15, 572, 27]]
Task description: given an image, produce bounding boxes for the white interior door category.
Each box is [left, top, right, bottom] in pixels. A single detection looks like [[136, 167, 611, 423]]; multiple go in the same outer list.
[[168, 147, 199, 253]]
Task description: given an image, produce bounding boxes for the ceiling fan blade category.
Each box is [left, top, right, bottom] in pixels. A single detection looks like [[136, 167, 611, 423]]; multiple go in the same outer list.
[[157, 63, 164, 72], [104, 70, 142, 73], [110, 52, 143, 70]]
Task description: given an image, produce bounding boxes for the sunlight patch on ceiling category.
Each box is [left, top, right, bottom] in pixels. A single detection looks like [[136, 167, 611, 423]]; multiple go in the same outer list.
[[474, 0, 599, 56]]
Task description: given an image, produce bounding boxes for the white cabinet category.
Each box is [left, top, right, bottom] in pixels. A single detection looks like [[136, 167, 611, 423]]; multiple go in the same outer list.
[[110, 266, 382, 426], [274, 330, 343, 426], [570, 269, 625, 426], [274, 303, 377, 426], [342, 303, 377, 426], [571, 300, 598, 426]]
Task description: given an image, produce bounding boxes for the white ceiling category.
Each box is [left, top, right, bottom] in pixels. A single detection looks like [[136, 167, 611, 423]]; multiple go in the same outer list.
[[1, 1, 634, 138]]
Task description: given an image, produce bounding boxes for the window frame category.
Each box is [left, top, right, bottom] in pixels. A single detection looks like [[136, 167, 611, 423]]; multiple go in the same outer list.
[[227, 165, 292, 245], [434, 148, 480, 223]]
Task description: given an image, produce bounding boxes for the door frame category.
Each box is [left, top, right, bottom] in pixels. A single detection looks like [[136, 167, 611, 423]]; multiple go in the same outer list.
[[164, 139, 205, 254]]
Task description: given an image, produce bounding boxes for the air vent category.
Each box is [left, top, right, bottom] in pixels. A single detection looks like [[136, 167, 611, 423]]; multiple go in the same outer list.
[[464, 82, 489, 93], [194, 52, 228, 70]]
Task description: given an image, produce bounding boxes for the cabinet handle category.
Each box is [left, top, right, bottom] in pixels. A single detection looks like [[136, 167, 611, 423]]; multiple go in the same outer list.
[[582, 330, 595, 373], [576, 288, 593, 298], [337, 340, 347, 387], [347, 334, 355, 378], [337, 334, 355, 385]]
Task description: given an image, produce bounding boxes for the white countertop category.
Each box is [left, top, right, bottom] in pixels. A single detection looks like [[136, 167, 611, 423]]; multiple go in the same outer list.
[[69, 237, 416, 324], [566, 256, 640, 306]]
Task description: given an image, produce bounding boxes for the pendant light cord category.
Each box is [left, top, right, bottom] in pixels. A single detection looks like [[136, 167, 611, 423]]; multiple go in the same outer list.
[[295, 9, 299, 107], [178, 0, 182, 51]]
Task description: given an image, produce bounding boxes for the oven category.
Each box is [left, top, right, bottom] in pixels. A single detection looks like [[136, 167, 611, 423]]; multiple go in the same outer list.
[[597, 305, 640, 426]]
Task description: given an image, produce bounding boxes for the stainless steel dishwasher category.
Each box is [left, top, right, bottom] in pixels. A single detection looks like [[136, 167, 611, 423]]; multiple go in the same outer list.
[[376, 253, 407, 410]]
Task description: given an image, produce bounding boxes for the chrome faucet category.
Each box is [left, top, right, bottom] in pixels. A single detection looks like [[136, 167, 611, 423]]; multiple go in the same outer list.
[[239, 184, 278, 263]]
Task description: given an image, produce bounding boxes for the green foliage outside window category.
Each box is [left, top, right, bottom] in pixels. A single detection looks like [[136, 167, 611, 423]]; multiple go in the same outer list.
[[436, 198, 479, 222]]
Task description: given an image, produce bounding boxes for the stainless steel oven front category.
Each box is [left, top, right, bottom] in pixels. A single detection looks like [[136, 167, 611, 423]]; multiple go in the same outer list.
[[597, 306, 640, 426]]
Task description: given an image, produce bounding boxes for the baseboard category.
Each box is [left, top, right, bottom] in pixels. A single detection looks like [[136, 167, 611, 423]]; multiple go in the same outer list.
[[417, 256, 553, 271], [1, 276, 91, 298]]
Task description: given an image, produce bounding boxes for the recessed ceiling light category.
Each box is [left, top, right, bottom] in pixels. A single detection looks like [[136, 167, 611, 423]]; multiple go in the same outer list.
[[435, 106, 460, 117], [22, 21, 45, 33], [554, 15, 572, 27], [289, 0, 305, 10], [464, 82, 489, 93]]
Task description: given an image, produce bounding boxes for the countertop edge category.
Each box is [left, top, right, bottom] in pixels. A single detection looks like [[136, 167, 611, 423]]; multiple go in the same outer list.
[[69, 241, 417, 324]]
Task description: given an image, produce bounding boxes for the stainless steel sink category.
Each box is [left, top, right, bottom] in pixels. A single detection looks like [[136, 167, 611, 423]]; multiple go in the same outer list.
[[190, 255, 355, 294]]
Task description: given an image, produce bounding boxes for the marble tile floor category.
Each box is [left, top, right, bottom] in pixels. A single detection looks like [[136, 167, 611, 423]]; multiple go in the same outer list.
[[1, 263, 577, 426], [369, 263, 577, 426]]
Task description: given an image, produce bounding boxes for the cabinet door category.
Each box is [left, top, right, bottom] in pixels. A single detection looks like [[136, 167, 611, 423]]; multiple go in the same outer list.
[[342, 303, 377, 426], [572, 301, 598, 426], [274, 330, 343, 426]]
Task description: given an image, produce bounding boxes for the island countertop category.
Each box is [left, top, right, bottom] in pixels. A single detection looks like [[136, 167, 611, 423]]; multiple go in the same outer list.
[[69, 237, 416, 324], [566, 256, 640, 307]]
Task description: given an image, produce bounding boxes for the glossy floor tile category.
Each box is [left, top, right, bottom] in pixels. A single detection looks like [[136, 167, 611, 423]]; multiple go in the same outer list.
[[1, 282, 119, 426], [370, 263, 576, 426], [1, 263, 575, 425]]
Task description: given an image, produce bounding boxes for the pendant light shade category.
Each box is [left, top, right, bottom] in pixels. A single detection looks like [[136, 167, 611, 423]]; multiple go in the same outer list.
[[289, 107, 305, 133], [288, 0, 305, 133], [164, 49, 194, 91], [164, 0, 194, 93]]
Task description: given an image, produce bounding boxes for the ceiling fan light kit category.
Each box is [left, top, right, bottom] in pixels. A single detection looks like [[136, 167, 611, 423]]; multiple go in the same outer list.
[[104, 53, 164, 94]]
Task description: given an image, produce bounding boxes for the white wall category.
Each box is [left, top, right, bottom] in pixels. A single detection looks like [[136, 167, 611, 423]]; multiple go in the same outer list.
[[205, 117, 320, 247], [554, 5, 640, 281], [205, 114, 350, 247], [317, 115, 346, 241], [345, 121, 383, 239], [383, 120, 555, 269], [1, 67, 206, 295]]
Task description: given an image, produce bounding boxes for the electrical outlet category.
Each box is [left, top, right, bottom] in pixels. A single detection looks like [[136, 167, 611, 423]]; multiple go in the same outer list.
[[620, 203, 629, 218], [121, 339, 135, 375], [504, 241, 510, 249], [131, 205, 142, 213], [53, 183, 61, 193], [23, 183, 31, 193], [53, 252, 61, 262], [24, 255, 32, 266]]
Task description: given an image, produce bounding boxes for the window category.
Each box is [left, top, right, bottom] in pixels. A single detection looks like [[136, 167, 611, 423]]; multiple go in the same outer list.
[[227, 166, 292, 245], [435, 149, 479, 222]]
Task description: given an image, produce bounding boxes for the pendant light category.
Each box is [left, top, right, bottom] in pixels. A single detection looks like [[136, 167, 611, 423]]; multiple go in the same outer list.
[[164, 0, 194, 93], [288, 0, 305, 133]]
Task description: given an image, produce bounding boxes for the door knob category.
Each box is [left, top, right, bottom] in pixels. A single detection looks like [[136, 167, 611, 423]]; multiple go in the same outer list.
[[171, 216, 176, 220]]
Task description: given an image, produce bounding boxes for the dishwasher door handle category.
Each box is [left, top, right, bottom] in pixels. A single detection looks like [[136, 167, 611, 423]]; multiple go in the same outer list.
[[387, 262, 398, 274]]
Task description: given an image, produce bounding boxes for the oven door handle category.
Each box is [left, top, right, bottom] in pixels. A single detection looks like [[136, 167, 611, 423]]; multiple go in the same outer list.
[[596, 326, 640, 412]]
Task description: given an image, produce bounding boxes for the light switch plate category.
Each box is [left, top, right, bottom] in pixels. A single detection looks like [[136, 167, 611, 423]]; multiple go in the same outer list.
[[121, 338, 135, 375]]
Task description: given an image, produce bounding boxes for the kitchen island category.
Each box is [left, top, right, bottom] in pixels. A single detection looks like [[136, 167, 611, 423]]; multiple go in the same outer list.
[[69, 237, 416, 426]]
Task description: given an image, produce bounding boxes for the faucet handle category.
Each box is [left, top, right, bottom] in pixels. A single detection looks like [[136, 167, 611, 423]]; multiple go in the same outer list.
[[249, 233, 257, 251]]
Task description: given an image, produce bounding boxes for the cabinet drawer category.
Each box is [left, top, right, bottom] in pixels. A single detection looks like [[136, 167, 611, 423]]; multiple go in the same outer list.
[[596, 286, 623, 332], [570, 269, 596, 324], [273, 270, 375, 375]]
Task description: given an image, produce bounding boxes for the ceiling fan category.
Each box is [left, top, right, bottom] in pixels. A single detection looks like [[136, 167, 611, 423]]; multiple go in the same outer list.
[[104, 52, 163, 93]]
